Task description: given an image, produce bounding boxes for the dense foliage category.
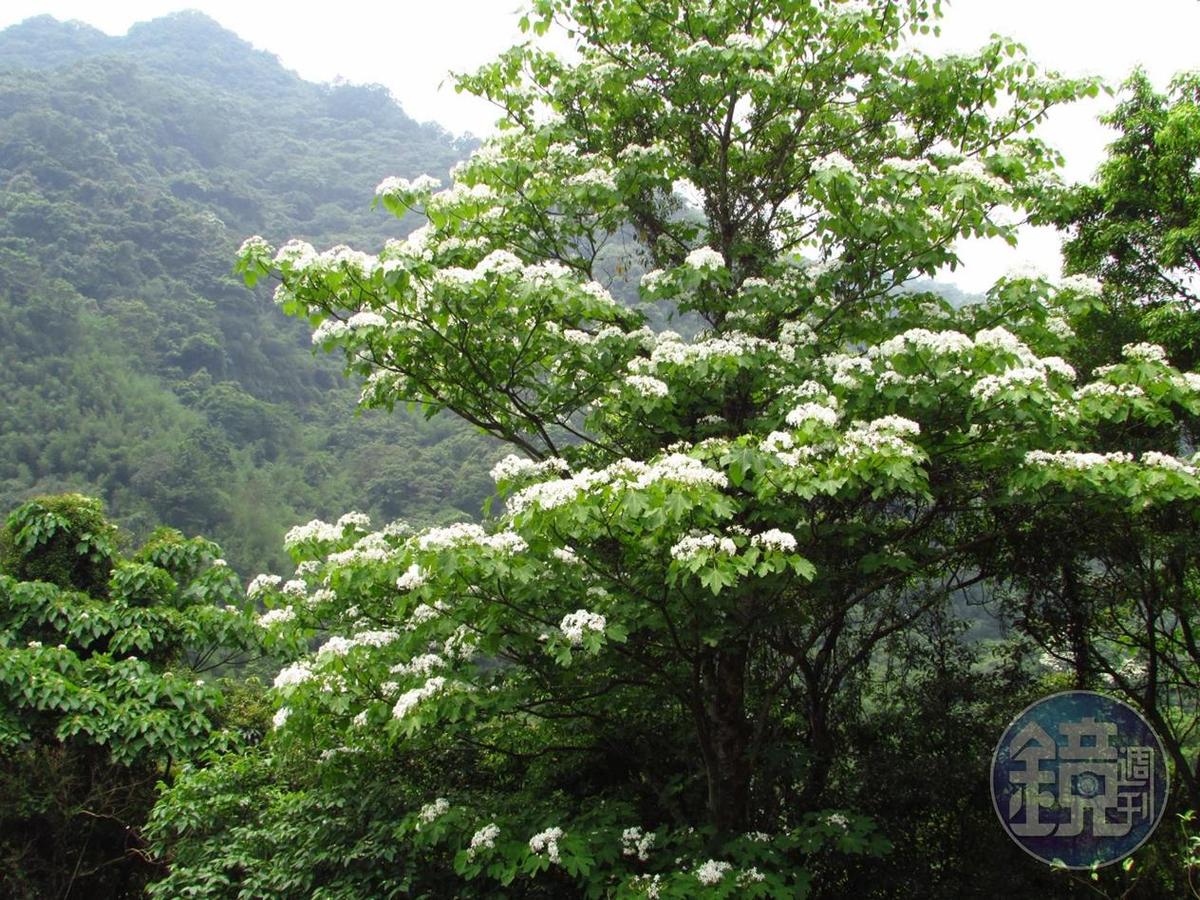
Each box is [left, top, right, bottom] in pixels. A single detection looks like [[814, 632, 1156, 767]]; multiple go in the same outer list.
[[0, 12, 499, 576], [147, 0, 1200, 896], [4, 2, 1199, 897], [0, 494, 269, 898]]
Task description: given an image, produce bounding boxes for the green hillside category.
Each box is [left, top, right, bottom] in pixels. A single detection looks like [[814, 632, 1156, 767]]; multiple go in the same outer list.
[[0, 12, 499, 575]]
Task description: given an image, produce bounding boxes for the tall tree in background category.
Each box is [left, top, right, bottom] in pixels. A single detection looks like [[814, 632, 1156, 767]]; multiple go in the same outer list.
[[153, 1, 1200, 896]]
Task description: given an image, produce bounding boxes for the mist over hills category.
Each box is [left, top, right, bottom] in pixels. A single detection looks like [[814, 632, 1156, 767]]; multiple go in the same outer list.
[[0, 11, 496, 575]]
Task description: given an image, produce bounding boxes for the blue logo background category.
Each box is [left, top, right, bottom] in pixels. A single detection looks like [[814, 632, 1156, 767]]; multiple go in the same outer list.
[[991, 690, 1169, 869]]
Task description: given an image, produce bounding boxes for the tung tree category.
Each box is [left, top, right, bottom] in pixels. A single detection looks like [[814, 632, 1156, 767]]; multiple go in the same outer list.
[[210, 0, 1200, 894]]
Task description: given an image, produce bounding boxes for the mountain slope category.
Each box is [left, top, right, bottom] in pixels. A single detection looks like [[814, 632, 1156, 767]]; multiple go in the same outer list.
[[0, 12, 497, 574]]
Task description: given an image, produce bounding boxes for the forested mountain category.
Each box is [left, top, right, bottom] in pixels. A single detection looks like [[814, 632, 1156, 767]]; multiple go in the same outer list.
[[0, 12, 499, 575]]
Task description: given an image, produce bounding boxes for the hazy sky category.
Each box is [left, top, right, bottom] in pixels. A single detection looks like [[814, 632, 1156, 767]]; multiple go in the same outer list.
[[3, 0, 1199, 289]]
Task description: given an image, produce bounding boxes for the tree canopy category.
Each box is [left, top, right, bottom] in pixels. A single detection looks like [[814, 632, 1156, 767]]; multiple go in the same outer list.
[[162, 0, 1200, 895]]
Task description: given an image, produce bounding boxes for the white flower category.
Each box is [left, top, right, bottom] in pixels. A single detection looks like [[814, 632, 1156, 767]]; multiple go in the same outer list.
[[273, 661, 313, 691], [238, 235, 271, 257], [407, 602, 446, 627], [283, 519, 341, 549], [529, 826, 565, 863], [751, 529, 798, 553], [375, 174, 441, 197], [257, 606, 296, 628], [551, 546, 580, 565], [684, 246, 725, 271], [272, 706, 291, 730], [1024, 450, 1133, 469], [812, 152, 855, 176], [418, 798, 450, 827], [1058, 273, 1102, 297], [560, 610, 607, 645], [468, 823, 500, 858], [281, 579, 307, 598], [1122, 342, 1168, 364], [621, 826, 656, 861], [696, 860, 732, 886], [739, 867, 767, 886], [397, 564, 428, 591], [337, 511, 371, 530], [826, 812, 849, 829], [392, 676, 447, 719], [947, 157, 1006, 191], [391, 653, 444, 677], [624, 375, 670, 397], [246, 573, 282, 598], [347, 311, 387, 330], [670, 532, 737, 560], [1142, 451, 1198, 476], [1074, 382, 1145, 401], [786, 402, 839, 428]]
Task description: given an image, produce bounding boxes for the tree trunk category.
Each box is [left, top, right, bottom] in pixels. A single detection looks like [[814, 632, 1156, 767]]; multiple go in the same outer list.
[[699, 645, 751, 835]]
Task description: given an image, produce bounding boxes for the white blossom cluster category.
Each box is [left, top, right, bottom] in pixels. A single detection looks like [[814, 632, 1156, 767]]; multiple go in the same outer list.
[[811, 152, 856, 176], [1058, 273, 1103, 297], [946, 158, 1007, 192], [374, 174, 442, 198], [397, 564, 428, 591], [870, 328, 973, 359], [621, 827, 656, 861], [256, 606, 295, 627], [417, 798, 450, 827], [281, 579, 307, 598], [1142, 451, 1198, 476], [826, 812, 850, 829], [648, 330, 772, 368], [316, 629, 400, 658], [1024, 450, 1133, 469], [1122, 342, 1169, 364], [786, 402, 839, 428], [631, 874, 663, 898], [695, 859, 733, 886], [567, 169, 618, 191], [467, 823, 500, 859], [751, 529, 798, 553], [670, 532, 737, 560], [551, 546, 581, 565], [246, 573, 281, 599], [442, 624, 478, 661], [407, 601, 447, 628], [1074, 382, 1145, 401], [970, 366, 1048, 402], [624, 374, 670, 397], [560, 610, 607, 645], [507, 453, 728, 515], [416, 523, 527, 554], [327, 532, 394, 566], [1038, 649, 1072, 673], [738, 868, 767, 886], [684, 246, 725, 270], [840, 417, 923, 462], [284, 518, 343, 549], [392, 676, 447, 719], [272, 706, 290, 730], [529, 826, 565, 863], [273, 661, 313, 691], [390, 653, 444, 678], [489, 454, 570, 485]]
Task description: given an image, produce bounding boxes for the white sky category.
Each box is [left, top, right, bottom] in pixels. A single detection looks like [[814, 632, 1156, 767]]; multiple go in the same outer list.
[[2, 0, 1199, 291]]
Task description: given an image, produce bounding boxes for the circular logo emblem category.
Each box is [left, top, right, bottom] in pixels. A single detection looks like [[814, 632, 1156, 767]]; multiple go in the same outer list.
[[991, 691, 1169, 868]]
